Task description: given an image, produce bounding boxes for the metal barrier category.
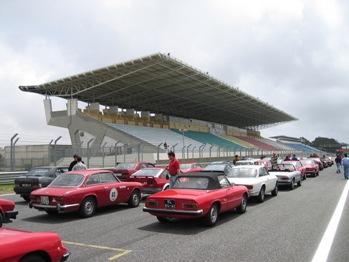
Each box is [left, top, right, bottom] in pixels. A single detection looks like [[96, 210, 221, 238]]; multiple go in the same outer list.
[[0, 171, 27, 185]]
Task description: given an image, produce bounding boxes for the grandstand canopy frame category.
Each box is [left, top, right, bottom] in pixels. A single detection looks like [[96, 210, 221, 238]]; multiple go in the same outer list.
[[19, 52, 297, 130]]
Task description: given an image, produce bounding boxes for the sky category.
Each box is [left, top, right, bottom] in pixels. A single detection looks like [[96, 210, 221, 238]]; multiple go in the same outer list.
[[1, 0, 349, 148]]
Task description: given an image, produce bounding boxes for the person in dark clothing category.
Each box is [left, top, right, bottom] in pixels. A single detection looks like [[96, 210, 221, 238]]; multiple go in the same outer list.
[[68, 154, 79, 171], [335, 154, 342, 174]]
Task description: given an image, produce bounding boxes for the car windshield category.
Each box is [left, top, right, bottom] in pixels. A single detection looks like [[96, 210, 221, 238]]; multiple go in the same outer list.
[[116, 163, 136, 169], [49, 173, 85, 187], [204, 164, 226, 171], [228, 168, 257, 178], [180, 164, 192, 170], [301, 160, 313, 165], [172, 176, 210, 190], [133, 169, 161, 177], [26, 168, 51, 177]]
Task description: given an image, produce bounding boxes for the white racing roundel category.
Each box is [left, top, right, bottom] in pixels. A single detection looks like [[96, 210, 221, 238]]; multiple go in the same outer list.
[[109, 188, 118, 201]]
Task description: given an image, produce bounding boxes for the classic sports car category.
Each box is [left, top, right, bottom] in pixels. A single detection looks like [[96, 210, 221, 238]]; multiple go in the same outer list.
[[280, 160, 306, 180], [0, 227, 70, 262], [300, 159, 320, 177], [0, 198, 18, 228], [143, 172, 249, 227], [129, 167, 170, 194], [202, 161, 233, 176], [106, 162, 155, 181], [180, 162, 203, 173], [255, 159, 273, 170], [227, 165, 278, 202], [269, 163, 302, 190], [14, 166, 68, 201], [29, 169, 143, 218]]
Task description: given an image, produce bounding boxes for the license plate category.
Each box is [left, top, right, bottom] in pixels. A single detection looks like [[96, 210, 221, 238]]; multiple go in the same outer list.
[[41, 196, 49, 205], [164, 199, 175, 209], [22, 183, 31, 187]]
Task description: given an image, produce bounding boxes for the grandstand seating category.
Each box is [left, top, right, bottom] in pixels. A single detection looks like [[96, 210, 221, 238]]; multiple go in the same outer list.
[[256, 138, 294, 151], [233, 136, 276, 151], [287, 143, 322, 153], [171, 129, 245, 151]]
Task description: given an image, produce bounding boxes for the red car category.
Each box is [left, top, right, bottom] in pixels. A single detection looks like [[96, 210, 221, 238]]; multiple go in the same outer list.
[[107, 162, 155, 181], [281, 160, 306, 180], [0, 227, 70, 262], [254, 159, 272, 170], [180, 162, 203, 173], [129, 167, 170, 194], [300, 159, 320, 177], [29, 169, 143, 218], [0, 198, 18, 228], [143, 172, 249, 227]]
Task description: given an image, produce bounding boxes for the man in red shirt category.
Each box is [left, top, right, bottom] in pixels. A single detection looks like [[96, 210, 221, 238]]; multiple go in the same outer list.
[[167, 151, 180, 188]]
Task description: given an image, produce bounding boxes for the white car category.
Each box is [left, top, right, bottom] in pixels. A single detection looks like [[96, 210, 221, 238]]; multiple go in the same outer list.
[[226, 165, 278, 202], [269, 163, 302, 190]]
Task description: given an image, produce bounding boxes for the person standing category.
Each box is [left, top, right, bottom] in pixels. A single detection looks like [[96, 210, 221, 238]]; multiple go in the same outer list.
[[167, 151, 180, 188], [72, 156, 87, 170], [341, 153, 349, 180], [232, 155, 240, 165], [292, 154, 297, 160], [68, 154, 79, 171], [271, 153, 278, 169], [335, 154, 342, 174]]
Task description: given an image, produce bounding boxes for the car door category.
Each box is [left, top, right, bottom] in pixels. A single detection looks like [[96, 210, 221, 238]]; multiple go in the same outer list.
[[85, 174, 109, 206], [98, 172, 129, 205], [218, 175, 239, 210], [260, 167, 275, 193]]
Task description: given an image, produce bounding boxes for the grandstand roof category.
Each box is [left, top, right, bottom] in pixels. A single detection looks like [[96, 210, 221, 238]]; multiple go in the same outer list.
[[19, 52, 297, 129]]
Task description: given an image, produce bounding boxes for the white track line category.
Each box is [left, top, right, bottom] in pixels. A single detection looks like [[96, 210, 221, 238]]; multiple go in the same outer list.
[[311, 180, 349, 262]]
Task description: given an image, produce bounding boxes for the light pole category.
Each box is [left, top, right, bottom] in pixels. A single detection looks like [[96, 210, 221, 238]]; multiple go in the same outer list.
[[54, 136, 62, 166], [179, 129, 187, 160], [10, 133, 18, 171], [157, 142, 163, 164], [114, 142, 120, 165], [87, 138, 94, 168], [102, 142, 107, 167], [187, 144, 192, 161]]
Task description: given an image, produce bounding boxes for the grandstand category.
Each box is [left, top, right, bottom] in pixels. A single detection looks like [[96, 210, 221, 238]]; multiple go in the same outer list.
[[18, 52, 319, 166]]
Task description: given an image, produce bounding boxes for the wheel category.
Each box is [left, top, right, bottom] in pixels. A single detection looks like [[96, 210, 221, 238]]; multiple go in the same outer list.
[[45, 210, 59, 215], [203, 203, 219, 227], [303, 173, 306, 180], [128, 190, 140, 207], [297, 177, 302, 187], [0, 213, 3, 228], [23, 196, 30, 202], [236, 194, 247, 213], [79, 197, 96, 218], [271, 183, 278, 196], [289, 179, 295, 190], [157, 216, 171, 223], [19, 254, 45, 262], [257, 186, 265, 202]]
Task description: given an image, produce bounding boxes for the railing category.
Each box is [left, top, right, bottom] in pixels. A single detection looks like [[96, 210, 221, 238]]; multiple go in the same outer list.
[[0, 171, 27, 185]]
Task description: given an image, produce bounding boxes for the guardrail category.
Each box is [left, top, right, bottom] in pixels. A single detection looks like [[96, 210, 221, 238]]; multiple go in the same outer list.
[[0, 171, 27, 185]]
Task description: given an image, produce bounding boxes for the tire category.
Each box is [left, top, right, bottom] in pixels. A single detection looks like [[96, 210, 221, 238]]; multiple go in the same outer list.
[[257, 186, 265, 202], [203, 203, 219, 227], [271, 183, 278, 196], [289, 179, 295, 190], [236, 194, 247, 214], [0, 213, 3, 228], [19, 254, 45, 262], [45, 210, 59, 215], [157, 216, 171, 223], [23, 196, 30, 202], [79, 197, 96, 218], [297, 177, 302, 187], [303, 173, 306, 180], [128, 190, 140, 207]]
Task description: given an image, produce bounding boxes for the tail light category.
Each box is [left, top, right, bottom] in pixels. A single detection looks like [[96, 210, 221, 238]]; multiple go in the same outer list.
[[182, 202, 198, 210], [146, 199, 159, 207]]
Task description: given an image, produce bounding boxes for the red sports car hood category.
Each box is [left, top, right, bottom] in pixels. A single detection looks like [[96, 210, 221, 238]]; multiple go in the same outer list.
[[149, 189, 210, 199], [31, 187, 79, 196]]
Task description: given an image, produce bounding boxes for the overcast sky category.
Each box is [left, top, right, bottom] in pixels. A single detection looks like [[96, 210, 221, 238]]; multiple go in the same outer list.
[[1, 0, 348, 148]]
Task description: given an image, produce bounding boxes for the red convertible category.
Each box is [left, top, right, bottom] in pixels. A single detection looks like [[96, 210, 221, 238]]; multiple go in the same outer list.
[[0, 198, 18, 228], [143, 172, 249, 227], [107, 162, 155, 181], [0, 227, 70, 262], [180, 162, 203, 173], [129, 167, 170, 194], [29, 169, 143, 218]]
